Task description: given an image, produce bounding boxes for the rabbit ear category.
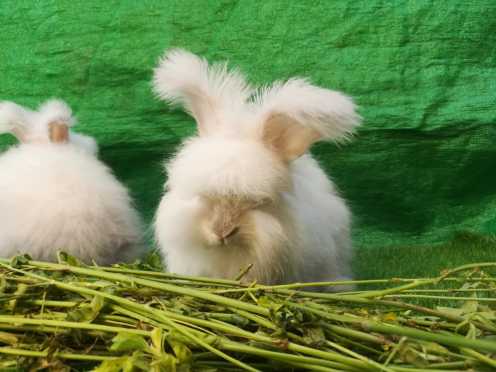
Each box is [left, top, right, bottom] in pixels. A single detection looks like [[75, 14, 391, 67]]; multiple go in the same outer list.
[[256, 78, 361, 162], [0, 101, 33, 142], [0, 99, 76, 144], [153, 49, 252, 136], [37, 99, 75, 127], [37, 99, 75, 143]]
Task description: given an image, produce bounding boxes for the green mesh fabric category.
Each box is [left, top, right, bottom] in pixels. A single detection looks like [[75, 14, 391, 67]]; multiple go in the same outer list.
[[1, 1, 495, 255]]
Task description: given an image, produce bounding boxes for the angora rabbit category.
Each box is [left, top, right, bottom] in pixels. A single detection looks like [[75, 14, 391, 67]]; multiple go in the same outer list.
[[0, 99, 143, 264], [153, 49, 361, 289]]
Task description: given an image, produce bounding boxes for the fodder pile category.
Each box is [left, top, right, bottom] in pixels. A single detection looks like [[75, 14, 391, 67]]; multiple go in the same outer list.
[[0, 254, 495, 371]]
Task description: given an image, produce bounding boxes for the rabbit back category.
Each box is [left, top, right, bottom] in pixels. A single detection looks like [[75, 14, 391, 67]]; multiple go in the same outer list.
[[284, 154, 353, 285], [0, 143, 143, 264]]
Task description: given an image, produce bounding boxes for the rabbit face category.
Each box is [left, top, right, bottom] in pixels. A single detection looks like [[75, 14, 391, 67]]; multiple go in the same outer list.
[[199, 195, 262, 247], [198, 193, 284, 248], [164, 135, 290, 256]]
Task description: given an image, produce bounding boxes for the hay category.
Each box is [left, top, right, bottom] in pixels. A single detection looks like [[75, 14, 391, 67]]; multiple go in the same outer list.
[[0, 253, 495, 371]]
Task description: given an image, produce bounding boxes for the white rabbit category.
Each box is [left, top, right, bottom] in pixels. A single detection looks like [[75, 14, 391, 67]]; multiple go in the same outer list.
[[153, 49, 361, 290], [0, 99, 143, 264]]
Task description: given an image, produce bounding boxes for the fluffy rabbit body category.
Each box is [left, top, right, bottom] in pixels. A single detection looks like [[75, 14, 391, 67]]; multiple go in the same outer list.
[[0, 100, 143, 264], [154, 50, 360, 287]]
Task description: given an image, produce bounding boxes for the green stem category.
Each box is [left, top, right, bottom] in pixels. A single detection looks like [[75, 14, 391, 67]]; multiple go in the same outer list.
[[322, 323, 390, 345], [325, 340, 394, 372], [215, 277, 496, 294], [230, 308, 277, 330], [426, 361, 475, 369], [95, 265, 241, 285], [0, 324, 64, 334], [0, 346, 115, 361], [16, 261, 269, 316], [384, 294, 496, 302], [326, 332, 382, 356], [441, 262, 496, 277], [369, 299, 496, 332], [0, 257, 240, 286], [348, 280, 433, 299], [235, 263, 253, 281], [402, 288, 496, 293], [26, 299, 79, 307], [240, 286, 493, 331], [460, 347, 496, 368], [291, 302, 496, 353], [285, 362, 346, 372], [0, 315, 150, 336]]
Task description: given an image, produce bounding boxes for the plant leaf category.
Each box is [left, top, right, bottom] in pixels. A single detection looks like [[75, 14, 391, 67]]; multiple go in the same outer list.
[[10, 254, 31, 268], [110, 333, 149, 352], [302, 327, 326, 345], [57, 251, 82, 266], [66, 295, 105, 322]]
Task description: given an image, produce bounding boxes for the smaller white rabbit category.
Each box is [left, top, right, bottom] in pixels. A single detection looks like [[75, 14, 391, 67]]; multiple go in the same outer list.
[[153, 49, 361, 290], [0, 99, 143, 264]]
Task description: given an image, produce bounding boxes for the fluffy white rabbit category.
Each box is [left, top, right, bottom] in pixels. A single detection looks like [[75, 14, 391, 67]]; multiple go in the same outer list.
[[0, 99, 143, 264], [153, 49, 361, 289]]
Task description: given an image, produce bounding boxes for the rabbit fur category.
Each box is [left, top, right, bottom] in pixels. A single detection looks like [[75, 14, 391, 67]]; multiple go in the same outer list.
[[153, 49, 361, 290], [0, 99, 143, 264]]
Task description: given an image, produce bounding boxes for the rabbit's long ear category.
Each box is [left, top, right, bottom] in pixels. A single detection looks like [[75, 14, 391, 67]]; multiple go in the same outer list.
[[0, 101, 33, 142], [153, 49, 252, 135], [37, 99, 75, 127], [38, 99, 75, 144], [256, 78, 361, 162]]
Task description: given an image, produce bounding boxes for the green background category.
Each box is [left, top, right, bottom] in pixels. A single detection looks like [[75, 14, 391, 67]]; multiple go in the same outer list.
[[1, 1, 495, 279]]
